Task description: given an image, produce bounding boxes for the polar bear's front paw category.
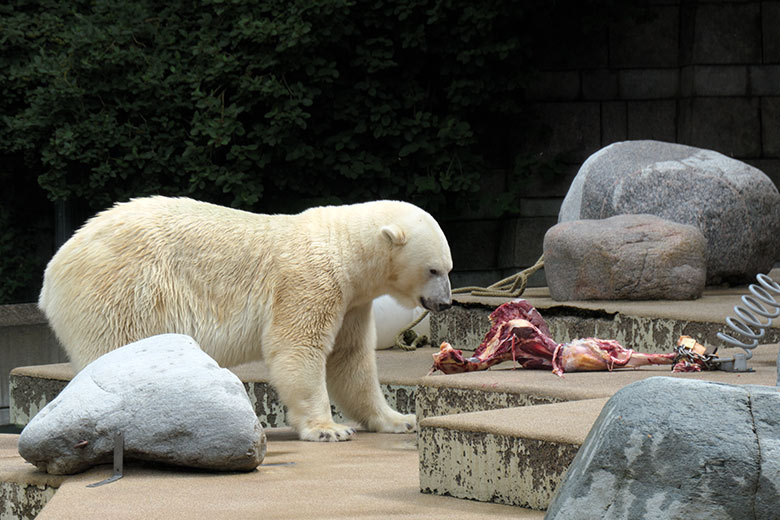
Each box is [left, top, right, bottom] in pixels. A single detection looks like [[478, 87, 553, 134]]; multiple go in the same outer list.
[[299, 421, 356, 442], [369, 412, 417, 434]]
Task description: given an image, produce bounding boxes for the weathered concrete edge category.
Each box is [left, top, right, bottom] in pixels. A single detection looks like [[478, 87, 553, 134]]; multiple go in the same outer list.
[[244, 381, 416, 428], [0, 304, 48, 328], [431, 300, 780, 353], [10, 374, 416, 429], [0, 480, 58, 520], [9, 375, 69, 427], [418, 400, 606, 447], [419, 425, 580, 510], [415, 384, 565, 422]]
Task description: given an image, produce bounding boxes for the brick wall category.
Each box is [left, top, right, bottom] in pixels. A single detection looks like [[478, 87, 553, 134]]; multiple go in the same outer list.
[[445, 0, 780, 289]]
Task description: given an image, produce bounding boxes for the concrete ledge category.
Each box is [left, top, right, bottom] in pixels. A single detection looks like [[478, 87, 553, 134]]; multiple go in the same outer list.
[[10, 349, 433, 428], [416, 383, 566, 423], [12, 344, 778, 427], [0, 434, 63, 519], [0, 304, 47, 328], [433, 283, 780, 353], [243, 380, 416, 428], [9, 372, 69, 427], [0, 481, 56, 520], [12, 430, 541, 520], [0, 304, 67, 424], [419, 399, 608, 509], [416, 343, 778, 423]]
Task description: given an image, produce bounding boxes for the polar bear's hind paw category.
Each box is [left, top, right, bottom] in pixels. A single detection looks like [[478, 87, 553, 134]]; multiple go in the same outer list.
[[370, 412, 417, 433]]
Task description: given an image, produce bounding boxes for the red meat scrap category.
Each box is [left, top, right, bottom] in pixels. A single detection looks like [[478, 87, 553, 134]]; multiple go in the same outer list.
[[430, 300, 681, 376]]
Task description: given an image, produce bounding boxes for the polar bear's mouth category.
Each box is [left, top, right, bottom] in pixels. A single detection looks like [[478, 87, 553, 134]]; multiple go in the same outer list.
[[420, 297, 451, 313]]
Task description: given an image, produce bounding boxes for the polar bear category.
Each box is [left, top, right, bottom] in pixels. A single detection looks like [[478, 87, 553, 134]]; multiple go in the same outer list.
[[39, 196, 452, 442]]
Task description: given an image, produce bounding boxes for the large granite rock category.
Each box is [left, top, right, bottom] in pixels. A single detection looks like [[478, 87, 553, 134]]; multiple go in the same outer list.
[[543, 214, 707, 300], [18, 334, 266, 474], [546, 377, 780, 520], [559, 140, 780, 285]]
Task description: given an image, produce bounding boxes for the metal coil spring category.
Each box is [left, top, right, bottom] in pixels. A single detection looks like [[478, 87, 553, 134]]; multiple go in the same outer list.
[[716, 273, 780, 360]]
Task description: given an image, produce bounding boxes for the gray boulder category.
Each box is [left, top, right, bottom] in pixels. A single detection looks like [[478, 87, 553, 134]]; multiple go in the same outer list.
[[546, 377, 780, 520], [543, 214, 707, 300], [18, 334, 266, 475], [559, 140, 780, 285]]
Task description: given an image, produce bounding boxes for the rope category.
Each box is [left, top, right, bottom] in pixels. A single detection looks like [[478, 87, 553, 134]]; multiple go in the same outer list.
[[392, 254, 545, 350]]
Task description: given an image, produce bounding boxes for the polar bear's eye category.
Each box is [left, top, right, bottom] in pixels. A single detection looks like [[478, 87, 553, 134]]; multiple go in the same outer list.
[[429, 269, 440, 276]]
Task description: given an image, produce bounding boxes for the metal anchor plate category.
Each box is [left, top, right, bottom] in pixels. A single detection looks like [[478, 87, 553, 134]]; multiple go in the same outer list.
[[87, 432, 124, 487]]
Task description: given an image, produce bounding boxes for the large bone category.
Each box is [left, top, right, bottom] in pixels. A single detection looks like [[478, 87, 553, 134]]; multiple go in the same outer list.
[[430, 301, 683, 376]]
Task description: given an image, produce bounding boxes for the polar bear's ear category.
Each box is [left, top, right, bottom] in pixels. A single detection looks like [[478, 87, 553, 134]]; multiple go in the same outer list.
[[381, 224, 407, 246]]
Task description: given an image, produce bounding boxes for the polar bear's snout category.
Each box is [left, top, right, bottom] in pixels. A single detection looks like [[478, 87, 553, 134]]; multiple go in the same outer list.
[[421, 297, 451, 313], [420, 274, 452, 313]]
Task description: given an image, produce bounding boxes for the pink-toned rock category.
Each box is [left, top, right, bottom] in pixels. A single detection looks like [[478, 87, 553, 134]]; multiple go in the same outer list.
[[544, 214, 707, 301]]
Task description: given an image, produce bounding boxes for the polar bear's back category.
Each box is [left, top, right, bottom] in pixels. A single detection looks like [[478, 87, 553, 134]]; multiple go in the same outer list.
[[39, 197, 285, 369], [39, 196, 448, 371]]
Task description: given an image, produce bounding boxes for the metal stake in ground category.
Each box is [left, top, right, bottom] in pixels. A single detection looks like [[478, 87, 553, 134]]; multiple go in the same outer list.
[[87, 432, 124, 487]]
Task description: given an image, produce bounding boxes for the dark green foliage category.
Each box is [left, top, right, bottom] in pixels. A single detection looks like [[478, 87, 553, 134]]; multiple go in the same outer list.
[[0, 157, 51, 303], [2, 0, 608, 303], [0, 0, 537, 214]]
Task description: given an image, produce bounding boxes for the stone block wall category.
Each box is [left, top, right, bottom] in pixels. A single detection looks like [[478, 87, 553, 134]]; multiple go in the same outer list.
[[446, 0, 780, 289]]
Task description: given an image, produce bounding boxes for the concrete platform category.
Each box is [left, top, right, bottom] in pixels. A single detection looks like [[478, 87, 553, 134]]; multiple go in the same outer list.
[[10, 349, 427, 428], [434, 280, 780, 353], [9, 344, 775, 515], [2, 430, 542, 520], [0, 304, 66, 424], [419, 398, 608, 509], [416, 344, 778, 509], [3, 281, 779, 517], [0, 434, 63, 519], [417, 344, 779, 420]]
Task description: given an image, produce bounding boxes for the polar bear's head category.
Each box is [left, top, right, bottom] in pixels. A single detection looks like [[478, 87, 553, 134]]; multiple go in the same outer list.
[[380, 205, 453, 313]]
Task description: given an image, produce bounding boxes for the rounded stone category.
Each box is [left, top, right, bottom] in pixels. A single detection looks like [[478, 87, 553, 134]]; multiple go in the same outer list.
[[559, 140, 780, 285], [543, 214, 707, 301], [546, 377, 780, 519], [18, 334, 266, 475]]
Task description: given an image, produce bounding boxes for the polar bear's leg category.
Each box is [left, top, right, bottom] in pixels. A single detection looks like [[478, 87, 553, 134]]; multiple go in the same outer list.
[[264, 336, 356, 442], [326, 304, 416, 433]]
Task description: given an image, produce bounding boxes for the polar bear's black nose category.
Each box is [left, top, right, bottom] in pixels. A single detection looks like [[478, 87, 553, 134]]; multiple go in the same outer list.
[[421, 298, 452, 313], [435, 301, 452, 312]]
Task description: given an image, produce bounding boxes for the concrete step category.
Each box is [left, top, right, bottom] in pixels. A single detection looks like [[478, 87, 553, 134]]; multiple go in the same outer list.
[[433, 285, 780, 354], [419, 398, 608, 510], [0, 434, 64, 520], [2, 430, 544, 520], [6, 285, 778, 515], [416, 343, 779, 421], [415, 344, 778, 508], [0, 304, 67, 425], [11, 279, 778, 426], [11, 345, 776, 514], [9, 348, 433, 428]]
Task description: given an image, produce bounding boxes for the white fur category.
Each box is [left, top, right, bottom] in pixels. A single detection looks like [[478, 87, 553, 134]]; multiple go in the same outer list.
[[39, 196, 452, 442]]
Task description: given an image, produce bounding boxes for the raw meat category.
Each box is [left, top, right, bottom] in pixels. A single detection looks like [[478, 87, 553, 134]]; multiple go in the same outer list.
[[430, 300, 680, 376]]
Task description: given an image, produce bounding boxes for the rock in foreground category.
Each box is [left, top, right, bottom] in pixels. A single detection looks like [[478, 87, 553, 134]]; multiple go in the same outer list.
[[18, 334, 266, 474], [546, 377, 780, 519]]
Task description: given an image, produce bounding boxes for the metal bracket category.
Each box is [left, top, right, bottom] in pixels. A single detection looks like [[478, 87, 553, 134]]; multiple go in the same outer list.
[[713, 353, 755, 373], [87, 432, 124, 487]]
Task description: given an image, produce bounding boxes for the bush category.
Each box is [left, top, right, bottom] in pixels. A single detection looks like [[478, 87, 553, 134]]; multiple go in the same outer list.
[[0, 0, 536, 214]]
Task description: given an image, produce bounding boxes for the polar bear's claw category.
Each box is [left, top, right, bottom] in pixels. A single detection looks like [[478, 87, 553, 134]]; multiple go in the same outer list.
[[369, 412, 417, 434], [300, 423, 356, 442]]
